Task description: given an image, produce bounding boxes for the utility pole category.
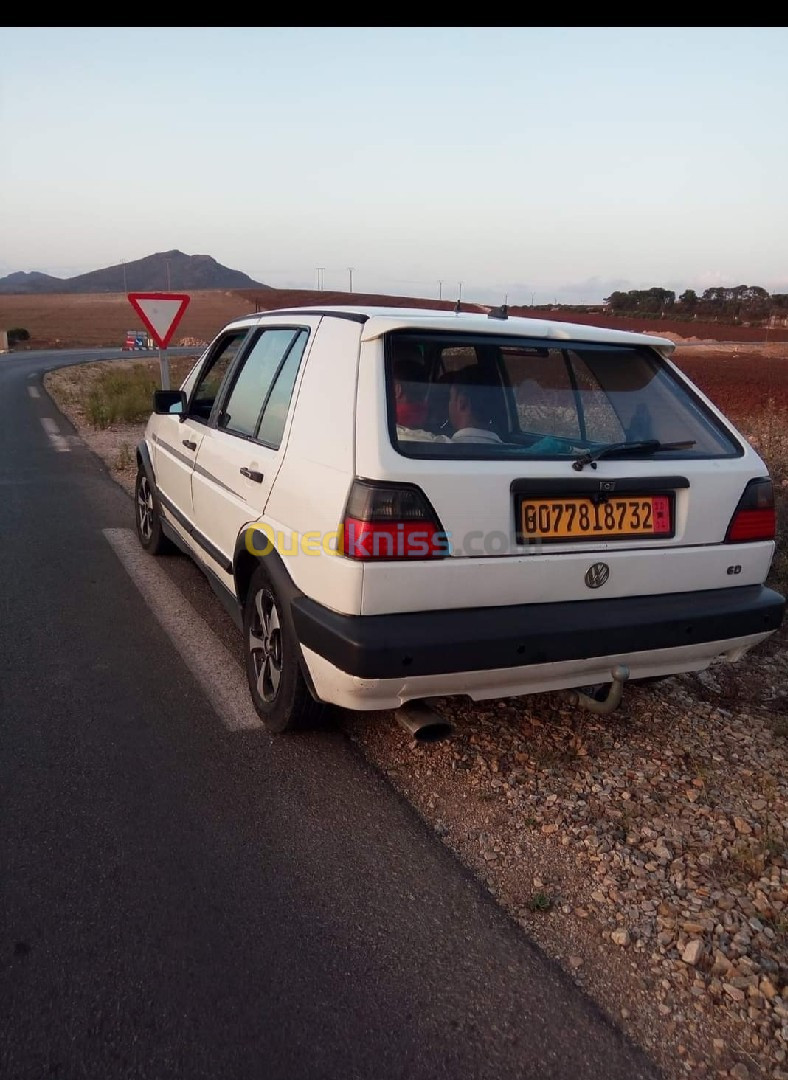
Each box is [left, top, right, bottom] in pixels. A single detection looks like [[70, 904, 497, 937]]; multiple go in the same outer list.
[[458, 282, 463, 304], [121, 259, 127, 294], [438, 280, 443, 301], [347, 267, 354, 293], [165, 259, 171, 290], [316, 267, 325, 291], [531, 291, 535, 308]]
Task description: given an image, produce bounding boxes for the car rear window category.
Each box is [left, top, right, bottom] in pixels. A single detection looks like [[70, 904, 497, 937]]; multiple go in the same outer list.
[[385, 332, 741, 461]]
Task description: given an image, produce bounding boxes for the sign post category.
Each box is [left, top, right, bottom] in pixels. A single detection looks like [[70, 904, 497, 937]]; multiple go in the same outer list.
[[127, 292, 191, 390]]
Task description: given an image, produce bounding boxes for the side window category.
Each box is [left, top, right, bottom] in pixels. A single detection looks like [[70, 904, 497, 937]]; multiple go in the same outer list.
[[218, 329, 305, 441], [257, 331, 308, 447], [190, 332, 248, 421]]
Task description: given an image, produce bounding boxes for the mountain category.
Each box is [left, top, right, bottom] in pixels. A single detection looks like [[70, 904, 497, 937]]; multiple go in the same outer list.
[[0, 250, 267, 294], [0, 270, 64, 294]]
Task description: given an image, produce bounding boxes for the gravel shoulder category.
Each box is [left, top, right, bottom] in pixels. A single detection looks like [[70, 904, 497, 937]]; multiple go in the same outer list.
[[45, 361, 788, 1080]]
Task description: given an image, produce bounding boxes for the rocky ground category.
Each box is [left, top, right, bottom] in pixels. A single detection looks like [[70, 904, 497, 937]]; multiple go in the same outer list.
[[341, 653, 788, 1080], [45, 362, 788, 1080]]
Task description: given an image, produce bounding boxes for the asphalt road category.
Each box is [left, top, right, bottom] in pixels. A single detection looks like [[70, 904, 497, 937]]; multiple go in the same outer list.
[[0, 349, 662, 1080]]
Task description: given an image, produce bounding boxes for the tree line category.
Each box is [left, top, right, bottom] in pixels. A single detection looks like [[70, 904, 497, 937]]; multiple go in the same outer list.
[[604, 286, 788, 322]]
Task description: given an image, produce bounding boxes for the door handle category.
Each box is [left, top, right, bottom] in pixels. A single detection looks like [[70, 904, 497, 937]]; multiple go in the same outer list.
[[182, 439, 197, 451], [240, 467, 264, 483]]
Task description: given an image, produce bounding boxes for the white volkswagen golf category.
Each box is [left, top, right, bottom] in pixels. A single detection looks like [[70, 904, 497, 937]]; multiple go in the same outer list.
[[134, 305, 785, 735]]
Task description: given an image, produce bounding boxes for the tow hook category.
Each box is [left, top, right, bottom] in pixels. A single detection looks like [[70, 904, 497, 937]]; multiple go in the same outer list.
[[564, 665, 630, 715]]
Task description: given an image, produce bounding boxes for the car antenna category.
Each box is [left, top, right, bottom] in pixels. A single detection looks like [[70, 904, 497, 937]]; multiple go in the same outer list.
[[488, 294, 509, 320]]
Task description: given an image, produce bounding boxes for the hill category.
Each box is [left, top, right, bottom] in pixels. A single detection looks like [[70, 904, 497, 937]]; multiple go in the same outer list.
[[0, 250, 267, 294], [0, 270, 63, 294]]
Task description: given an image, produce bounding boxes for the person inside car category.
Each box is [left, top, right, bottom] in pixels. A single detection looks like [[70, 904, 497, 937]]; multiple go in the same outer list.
[[392, 351, 450, 443], [448, 367, 503, 444]]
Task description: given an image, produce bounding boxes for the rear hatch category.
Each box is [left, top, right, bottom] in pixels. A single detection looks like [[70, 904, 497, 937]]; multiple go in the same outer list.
[[353, 328, 775, 614]]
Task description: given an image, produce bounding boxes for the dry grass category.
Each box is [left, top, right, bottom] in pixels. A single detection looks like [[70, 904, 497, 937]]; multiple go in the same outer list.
[[82, 360, 199, 428]]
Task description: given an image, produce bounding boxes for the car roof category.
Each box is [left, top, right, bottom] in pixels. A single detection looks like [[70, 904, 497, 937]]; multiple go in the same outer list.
[[228, 305, 677, 355]]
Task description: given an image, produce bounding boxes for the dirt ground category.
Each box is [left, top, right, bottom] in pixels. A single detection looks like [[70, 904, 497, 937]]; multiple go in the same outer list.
[[0, 288, 482, 351], [4, 288, 788, 352]]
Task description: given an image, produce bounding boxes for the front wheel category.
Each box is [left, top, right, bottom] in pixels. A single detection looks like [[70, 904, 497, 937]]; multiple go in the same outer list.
[[134, 467, 172, 555], [244, 563, 326, 734]]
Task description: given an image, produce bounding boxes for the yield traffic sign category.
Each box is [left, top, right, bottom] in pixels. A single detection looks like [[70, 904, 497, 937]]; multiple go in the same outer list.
[[128, 292, 190, 349]]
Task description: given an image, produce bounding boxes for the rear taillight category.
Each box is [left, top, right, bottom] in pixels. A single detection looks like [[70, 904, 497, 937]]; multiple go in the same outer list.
[[342, 479, 450, 560], [725, 478, 776, 542]]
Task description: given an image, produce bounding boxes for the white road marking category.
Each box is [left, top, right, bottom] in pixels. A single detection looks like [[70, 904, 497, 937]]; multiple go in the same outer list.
[[40, 416, 70, 452], [27, 386, 40, 399], [102, 528, 265, 733]]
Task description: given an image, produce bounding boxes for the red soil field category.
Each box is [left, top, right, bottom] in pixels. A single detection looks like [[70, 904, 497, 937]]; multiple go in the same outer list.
[[4, 287, 788, 352], [3, 288, 786, 428], [671, 348, 788, 421]]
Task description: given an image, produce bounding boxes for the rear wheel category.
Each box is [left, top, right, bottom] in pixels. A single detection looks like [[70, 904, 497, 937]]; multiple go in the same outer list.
[[244, 562, 326, 734], [134, 467, 172, 555]]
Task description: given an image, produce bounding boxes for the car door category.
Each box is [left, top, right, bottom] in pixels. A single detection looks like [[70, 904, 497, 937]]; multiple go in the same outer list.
[[152, 328, 250, 530], [190, 322, 315, 581]]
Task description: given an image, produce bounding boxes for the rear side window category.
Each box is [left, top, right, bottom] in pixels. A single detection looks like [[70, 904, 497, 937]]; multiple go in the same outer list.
[[386, 333, 741, 461], [218, 328, 308, 447], [257, 332, 308, 447]]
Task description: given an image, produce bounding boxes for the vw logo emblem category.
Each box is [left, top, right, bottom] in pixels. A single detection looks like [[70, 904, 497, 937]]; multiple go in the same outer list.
[[584, 562, 610, 589]]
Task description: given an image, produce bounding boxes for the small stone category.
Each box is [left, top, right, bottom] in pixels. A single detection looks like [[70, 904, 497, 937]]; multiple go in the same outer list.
[[730, 1063, 750, 1079], [733, 816, 753, 835], [712, 1039, 725, 1054], [611, 928, 630, 947], [568, 955, 583, 970], [723, 983, 746, 1002], [682, 939, 704, 966], [712, 950, 733, 976], [682, 921, 705, 935], [760, 977, 778, 999]]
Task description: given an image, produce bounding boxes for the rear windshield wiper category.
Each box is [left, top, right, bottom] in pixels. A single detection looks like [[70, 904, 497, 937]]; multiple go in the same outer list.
[[572, 439, 697, 471]]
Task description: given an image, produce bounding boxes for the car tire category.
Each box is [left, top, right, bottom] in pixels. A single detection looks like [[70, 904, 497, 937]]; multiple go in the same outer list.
[[244, 562, 326, 734], [134, 466, 172, 555]]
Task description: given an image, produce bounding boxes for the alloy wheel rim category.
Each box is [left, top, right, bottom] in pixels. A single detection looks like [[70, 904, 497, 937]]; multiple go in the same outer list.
[[249, 588, 283, 702], [137, 477, 153, 541]]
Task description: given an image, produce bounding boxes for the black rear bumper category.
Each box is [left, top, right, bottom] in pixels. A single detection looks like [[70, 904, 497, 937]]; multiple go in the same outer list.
[[291, 585, 785, 680]]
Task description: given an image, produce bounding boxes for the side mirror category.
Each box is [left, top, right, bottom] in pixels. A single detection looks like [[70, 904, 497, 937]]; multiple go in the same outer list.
[[154, 390, 187, 416]]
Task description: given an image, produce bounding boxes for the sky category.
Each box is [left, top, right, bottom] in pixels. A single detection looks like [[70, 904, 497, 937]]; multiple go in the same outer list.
[[1, 26, 787, 305]]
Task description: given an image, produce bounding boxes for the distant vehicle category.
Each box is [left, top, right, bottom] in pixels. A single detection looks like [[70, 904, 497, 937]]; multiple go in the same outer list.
[[123, 330, 152, 351]]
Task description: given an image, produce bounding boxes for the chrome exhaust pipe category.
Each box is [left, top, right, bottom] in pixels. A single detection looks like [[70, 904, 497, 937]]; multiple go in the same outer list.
[[565, 665, 630, 714], [394, 700, 453, 743]]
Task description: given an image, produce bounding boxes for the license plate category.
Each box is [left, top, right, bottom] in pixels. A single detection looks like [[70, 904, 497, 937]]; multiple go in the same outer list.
[[518, 495, 673, 542]]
